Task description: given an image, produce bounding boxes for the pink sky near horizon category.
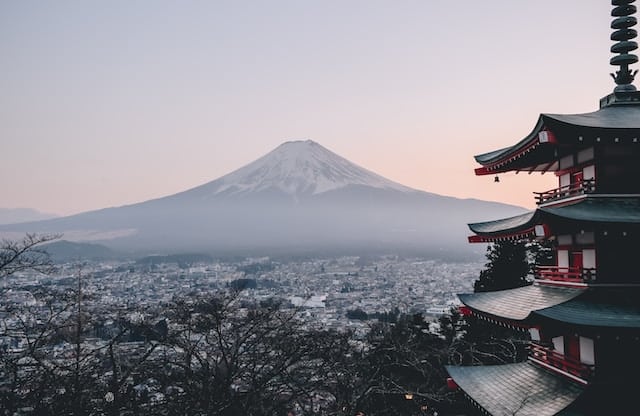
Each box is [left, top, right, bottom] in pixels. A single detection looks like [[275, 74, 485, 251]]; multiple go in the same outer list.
[[0, 1, 616, 216]]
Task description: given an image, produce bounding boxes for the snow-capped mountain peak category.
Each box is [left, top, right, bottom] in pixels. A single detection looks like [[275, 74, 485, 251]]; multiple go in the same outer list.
[[198, 139, 415, 197], [0, 139, 528, 255]]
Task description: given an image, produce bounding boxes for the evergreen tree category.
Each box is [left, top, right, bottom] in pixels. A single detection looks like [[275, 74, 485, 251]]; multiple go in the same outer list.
[[473, 241, 531, 293]]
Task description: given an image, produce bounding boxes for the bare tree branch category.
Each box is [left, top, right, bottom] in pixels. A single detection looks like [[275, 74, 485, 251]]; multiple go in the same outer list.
[[0, 233, 60, 278]]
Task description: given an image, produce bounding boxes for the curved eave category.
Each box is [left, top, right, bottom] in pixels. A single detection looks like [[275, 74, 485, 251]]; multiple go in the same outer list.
[[468, 227, 537, 243], [446, 362, 584, 416], [468, 211, 539, 241], [458, 285, 583, 322], [474, 117, 555, 175], [468, 197, 640, 241], [474, 104, 640, 176], [533, 288, 640, 329]]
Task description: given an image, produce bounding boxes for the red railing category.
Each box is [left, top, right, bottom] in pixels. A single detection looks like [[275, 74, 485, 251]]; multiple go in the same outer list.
[[535, 266, 596, 284], [534, 179, 595, 205], [529, 343, 594, 381]]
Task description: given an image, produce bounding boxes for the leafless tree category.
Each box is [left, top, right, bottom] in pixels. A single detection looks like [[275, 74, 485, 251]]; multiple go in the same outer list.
[[0, 233, 59, 278], [341, 315, 458, 416], [155, 292, 350, 415], [0, 256, 163, 416]]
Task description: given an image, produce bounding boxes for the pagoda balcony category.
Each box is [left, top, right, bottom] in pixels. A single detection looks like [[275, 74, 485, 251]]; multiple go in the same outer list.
[[534, 179, 595, 205], [535, 266, 596, 284], [529, 343, 593, 384]]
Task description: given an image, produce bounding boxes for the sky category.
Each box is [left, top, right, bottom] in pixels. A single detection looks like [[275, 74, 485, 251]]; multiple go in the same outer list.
[[0, 1, 619, 216]]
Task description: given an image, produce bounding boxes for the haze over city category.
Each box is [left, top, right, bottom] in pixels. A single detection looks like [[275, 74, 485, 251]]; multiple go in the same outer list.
[[1, 1, 612, 217]]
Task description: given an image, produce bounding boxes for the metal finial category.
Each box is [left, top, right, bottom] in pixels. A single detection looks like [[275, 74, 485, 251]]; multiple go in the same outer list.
[[610, 0, 639, 91]]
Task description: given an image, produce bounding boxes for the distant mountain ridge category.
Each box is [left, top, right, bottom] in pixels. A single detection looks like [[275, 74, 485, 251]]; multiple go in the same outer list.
[[0, 140, 526, 257], [43, 240, 117, 262]]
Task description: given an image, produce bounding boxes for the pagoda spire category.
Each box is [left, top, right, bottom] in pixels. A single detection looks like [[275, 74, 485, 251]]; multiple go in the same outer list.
[[610, 0, 639, 91]]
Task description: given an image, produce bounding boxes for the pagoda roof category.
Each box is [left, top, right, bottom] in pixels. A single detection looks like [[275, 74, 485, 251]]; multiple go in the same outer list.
[[534, 288, 640, 329], [460, 286, 640, 329], [474, 99, 640, 175], [458, 285, 582, 322], [541, 196, 640, 223], [543, 104, 640, 130], [468, 197, 640, 240], [446, 362, 584, 416], [468, 211, 537, 237]]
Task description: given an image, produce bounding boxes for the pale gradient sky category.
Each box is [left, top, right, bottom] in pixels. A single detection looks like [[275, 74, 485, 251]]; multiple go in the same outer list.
[[1, 1, 618, 216]]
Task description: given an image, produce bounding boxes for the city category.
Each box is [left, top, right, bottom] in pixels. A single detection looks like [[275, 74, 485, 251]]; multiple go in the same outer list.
[[0, 244, 486, 415], [2, 254, 480, 333]]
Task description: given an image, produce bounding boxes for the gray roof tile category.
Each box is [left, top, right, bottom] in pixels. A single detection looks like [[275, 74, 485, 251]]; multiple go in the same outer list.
[[458, 285, 583, 321], [468, 197, 640, 237], [446, 362, 584, 416], [534, 288, 640, 328]]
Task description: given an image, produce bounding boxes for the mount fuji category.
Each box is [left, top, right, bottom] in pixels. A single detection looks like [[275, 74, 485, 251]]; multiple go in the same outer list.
[[1, 140, 525, 257], [178, 140, 413, 199]]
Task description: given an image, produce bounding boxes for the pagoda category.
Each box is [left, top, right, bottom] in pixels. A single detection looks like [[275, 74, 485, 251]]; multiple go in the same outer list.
[[445, 1, 640, 415]]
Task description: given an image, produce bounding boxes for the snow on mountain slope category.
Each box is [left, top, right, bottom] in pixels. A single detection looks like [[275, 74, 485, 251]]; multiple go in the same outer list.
[[188, 140, 415, 197], [0, 139, 527, 255]]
